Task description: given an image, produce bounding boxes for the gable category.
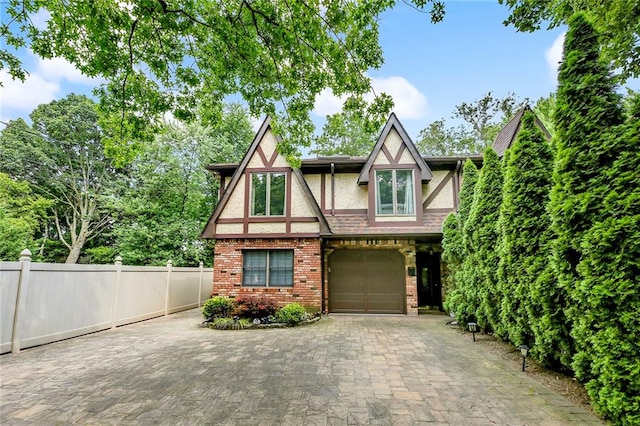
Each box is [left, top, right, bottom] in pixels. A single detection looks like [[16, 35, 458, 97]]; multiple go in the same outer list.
[[358, 113, 432, 184], [201, 117, 329, 238]]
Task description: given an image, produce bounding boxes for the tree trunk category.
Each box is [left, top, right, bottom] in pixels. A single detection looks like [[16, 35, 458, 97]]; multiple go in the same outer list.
[[64, 224, 89, 264]]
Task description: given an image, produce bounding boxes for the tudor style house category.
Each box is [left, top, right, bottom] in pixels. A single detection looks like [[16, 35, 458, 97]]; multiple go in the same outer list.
[[201, 113, 483, 315]]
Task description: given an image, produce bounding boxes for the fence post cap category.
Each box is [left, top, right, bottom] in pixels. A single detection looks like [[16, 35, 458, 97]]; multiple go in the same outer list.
[[167, 259, 173, 266], [19, 248, 32, 262], [115, 255, 123, 264], [199, 261, 204, 268]]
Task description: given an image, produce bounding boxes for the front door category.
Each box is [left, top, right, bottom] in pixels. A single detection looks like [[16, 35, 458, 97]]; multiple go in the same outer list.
[[416, 252, 442, 309]]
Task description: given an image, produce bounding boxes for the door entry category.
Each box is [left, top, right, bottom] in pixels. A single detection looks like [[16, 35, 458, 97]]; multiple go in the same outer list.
[[417, 252, 442, 309]]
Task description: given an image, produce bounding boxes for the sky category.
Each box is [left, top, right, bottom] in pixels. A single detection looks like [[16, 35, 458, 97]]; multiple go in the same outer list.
[[1, 2, 637, 142]]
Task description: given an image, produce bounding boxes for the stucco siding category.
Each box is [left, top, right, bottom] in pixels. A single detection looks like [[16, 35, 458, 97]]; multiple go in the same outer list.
[[291, 177, 317, 216], [305, 174, 322, 205], [422, 171, 449, 202], [333, 173, 368, 210], [290, 222, 320, 233], [219, 175, 246, 219], [215, 223, 244, 234], [426, 178, 455, 209], [248, 222, 287, 234]]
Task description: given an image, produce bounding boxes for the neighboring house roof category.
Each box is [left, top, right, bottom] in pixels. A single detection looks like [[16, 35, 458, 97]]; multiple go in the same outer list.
[[357, 112, 433, 185], [493, 105, 552, 157]]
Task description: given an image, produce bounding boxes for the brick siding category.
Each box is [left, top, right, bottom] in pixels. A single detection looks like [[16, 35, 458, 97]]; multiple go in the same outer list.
[[212, 238, 322, 312]]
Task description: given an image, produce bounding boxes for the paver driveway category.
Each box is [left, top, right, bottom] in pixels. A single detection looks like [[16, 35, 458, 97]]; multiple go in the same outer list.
[[1, 309, 601, 425]]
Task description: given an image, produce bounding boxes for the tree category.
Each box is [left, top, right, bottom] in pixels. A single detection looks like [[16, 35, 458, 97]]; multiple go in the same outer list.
[[0, 94, 121, 263], [2, 0, 445, 157], [416, 92, 526, 155], [415, 120, 477, 156], [464, 147, 503, 332], [310, 110, 377, 157], [496, 110, 553, 347], [111, 105, 253, 266], [532, 93, 556, 135], [576, 96, 640, 424], [499, 0, 640, 81], [0, 173, 51, 261], [547, 12, 624, 375], [442, 159, 479, 321]]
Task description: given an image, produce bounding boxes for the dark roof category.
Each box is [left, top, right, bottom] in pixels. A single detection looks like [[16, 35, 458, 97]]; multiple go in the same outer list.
[[324, 210, 452, 238], [493, 106, 552, 157]]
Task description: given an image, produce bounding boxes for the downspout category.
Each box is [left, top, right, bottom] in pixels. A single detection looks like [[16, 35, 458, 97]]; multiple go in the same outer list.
[[330, 162, 335, 216], [453, 160, 462, 211], [321, 239, 326, 315]]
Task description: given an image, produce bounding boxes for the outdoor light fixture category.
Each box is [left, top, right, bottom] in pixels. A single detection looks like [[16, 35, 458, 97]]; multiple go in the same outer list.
[[467, 322, 478, 341], [519, 345, 529, 371]]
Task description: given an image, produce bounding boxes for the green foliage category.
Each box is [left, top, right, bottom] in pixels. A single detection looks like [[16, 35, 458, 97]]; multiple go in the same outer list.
[[548, 12, 624, 376], [1, 0, 445, 156], [499, 0, 640, 81], [235, 295, 279, 319], [464, 148, 503, 332], [0, 95, 120, 263], [210, 317, 252, 330], [84, 246, 117, 264], [310, 110, 378, 157], [532, 93, 556, 136], [275, 303, 307, 325], [417, 92, 527, 155], [442, 159, 479, 320], [202, 296, 236, 321], [111, 104, 252, 266], [416, 120, 477, 156], [571, 96, 640, 424], [0, 173, 52, 261], [496, 110, 553, 346]]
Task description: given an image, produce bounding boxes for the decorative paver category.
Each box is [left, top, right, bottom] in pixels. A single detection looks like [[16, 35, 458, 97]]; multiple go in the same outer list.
[[0, 309, 602, 425]]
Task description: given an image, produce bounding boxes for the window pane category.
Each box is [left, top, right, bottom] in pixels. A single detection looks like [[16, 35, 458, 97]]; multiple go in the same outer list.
[[396, 170, 414, 215], [376, 170, 394, 215], [251, 174, 267, 216], [269, 250, 293, 286], [269, 173, 285, 216], [243, 251, 267, 286]]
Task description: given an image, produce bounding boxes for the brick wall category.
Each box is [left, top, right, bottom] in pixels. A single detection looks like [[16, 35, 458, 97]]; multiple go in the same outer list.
[[212, 238, 322, 312]]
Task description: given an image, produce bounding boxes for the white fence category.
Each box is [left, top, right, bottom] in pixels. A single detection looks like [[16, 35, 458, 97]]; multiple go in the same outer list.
[[0, 250, 213, 354]]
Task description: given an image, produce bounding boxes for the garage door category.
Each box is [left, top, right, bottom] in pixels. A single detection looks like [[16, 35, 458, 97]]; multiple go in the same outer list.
[[329, 249, 405, 314]]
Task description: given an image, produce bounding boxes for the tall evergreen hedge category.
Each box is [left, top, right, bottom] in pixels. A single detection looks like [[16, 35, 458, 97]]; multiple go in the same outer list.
[[574, 96, 640, 424], [463, 148, 503, 331], [547, 12, 624, 374], [496, 110, 553, 347], [443, 159, 479, 321]]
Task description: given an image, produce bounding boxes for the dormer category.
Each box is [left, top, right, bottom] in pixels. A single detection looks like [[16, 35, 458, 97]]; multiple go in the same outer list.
[[358, 113, 433, 226]]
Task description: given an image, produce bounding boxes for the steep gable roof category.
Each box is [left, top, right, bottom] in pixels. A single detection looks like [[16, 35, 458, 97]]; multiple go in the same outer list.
[[493, 106, 552, 157], [201, 116, 330, 238], [357, 113, 433, 184]]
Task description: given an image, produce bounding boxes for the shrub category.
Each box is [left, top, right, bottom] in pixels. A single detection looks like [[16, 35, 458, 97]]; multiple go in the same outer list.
[[202, 296, 235, 321], [210, 317, 251, 330], [275, 303, 307, 325], [235, 295, 278, 319]]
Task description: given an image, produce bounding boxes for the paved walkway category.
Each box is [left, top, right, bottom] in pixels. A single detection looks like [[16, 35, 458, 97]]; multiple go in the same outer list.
[[1, 310, 602, 425]]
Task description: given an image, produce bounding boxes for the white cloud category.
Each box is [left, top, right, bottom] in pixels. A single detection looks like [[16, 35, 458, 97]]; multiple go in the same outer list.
[[312, 76, 428, 120], [0, 70, 60, 114], [30, 9, 51, 30], [35, 56, 102, 86], [546, 32, 565, 80]]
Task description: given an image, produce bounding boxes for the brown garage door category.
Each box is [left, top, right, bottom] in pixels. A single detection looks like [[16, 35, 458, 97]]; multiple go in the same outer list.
[[329, 249, 405, 314]]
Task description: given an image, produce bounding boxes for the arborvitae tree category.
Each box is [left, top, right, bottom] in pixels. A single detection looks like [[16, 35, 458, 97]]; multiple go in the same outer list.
[[574, 96, 640, 424], [496, 110, 553, 347], [464, 148, 503, 331], [548, 12, 624, 374], [442, 159, 479, 320]]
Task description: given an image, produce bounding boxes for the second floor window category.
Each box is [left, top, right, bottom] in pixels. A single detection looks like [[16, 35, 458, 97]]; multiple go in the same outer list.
[[376, 169, 415, 215], [251, 172, 285, 216]]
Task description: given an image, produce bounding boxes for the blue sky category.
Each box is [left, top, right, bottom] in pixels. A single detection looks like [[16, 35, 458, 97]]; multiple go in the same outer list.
[[1, 2, 637, 141]]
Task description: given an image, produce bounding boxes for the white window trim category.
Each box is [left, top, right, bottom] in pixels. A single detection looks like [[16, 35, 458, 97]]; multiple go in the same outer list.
[[250, 172, 286, 217], [375, 169, 415, 216]]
